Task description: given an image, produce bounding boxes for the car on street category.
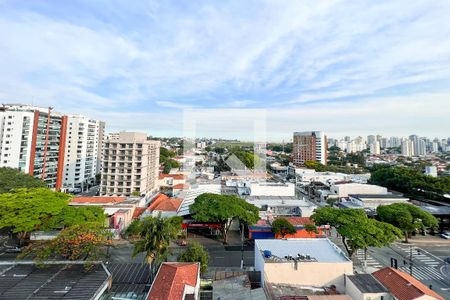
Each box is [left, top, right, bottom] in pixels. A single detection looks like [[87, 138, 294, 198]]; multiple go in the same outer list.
[[440, 232, 450, 239]]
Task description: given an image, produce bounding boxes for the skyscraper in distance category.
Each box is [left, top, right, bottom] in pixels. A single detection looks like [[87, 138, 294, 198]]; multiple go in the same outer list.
[[292, 131, 327, 166]]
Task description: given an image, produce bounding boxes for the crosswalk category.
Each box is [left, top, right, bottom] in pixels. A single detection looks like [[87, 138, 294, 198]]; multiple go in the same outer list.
[[398, 266, 445, 281], [393, 244, 445, 281], [355, 249, 383, 268]]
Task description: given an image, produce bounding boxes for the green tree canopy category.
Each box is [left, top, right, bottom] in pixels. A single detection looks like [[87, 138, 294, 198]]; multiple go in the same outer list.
[[311, 207, 402, 257], [370, 166, 450, 202], [231, 150, 261, 169], [131, 216, 182, 263], [271, 218, 296, 238], [178, 241, 209, 274], [0, 188, 72, 234], [376, 203, 439, 243], [0, 168, 47, 193], [44, 206, 106, 229], [190, 193, 259, 243]]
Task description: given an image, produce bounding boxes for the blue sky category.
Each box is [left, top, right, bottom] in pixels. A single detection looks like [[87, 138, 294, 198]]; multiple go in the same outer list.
[[1, 0, 450, 141]]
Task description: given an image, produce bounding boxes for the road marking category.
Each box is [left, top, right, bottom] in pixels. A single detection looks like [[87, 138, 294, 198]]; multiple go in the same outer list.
[[441, 288, 450, 291]]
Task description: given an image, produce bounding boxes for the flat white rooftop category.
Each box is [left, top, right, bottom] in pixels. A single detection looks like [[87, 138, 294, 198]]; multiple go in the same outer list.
[[255, 238, 350, 263]]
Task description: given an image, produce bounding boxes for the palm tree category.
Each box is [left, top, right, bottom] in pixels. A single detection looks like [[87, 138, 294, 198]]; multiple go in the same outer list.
[[132, 216, 182, 264]]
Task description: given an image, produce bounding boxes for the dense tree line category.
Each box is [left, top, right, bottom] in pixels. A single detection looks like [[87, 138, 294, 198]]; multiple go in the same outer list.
[[370, 165, 450, 203], [160, 147, 181, 174]]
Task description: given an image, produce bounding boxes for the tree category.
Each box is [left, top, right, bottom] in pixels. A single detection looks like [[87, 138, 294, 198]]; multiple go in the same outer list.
[[0, 168, 46, 193], [131, 216, 182, 263], [190, 193, 259, 243], [231, 150, 261, 169], [178, 241, 209, 274], [376, 203, 439, 243], [304, 160, 327, 172], [304, 224, 319, 236], [311, 208, 402, 257], [0, 188, 71, 235], [271, 218, 296, 238], [44, 206, 106, 229], [20, 223, 112, 264]]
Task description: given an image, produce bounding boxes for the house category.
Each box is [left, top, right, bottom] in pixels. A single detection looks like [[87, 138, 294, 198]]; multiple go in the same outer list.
[[345, 274, 389, 300], [254, 239, 353, 293], [158, 174, 187, 196], [0, 262, 111, 299], [372, 267, 444, 300], [144, 193, 182, 218], [248, 217, 327, 239], [147, 262, 200, 300], [70, 196, 147, 236]]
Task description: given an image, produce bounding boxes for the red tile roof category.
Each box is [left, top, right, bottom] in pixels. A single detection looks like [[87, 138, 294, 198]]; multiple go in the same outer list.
[[373, 267, 444, 300], [132, 207, 146, 219], [158, 174, 186, 180], [173, 183, 189, 190], [71, 196, 126, 204], [147, 262, 199, 300], [278, 217, 315, 226], [147, 193, 182, 212], [153, 198, 182, 212]]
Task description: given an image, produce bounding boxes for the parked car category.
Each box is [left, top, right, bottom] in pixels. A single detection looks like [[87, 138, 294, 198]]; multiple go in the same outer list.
[[5, 246, 22, 253], [440, 232, 450, 239]]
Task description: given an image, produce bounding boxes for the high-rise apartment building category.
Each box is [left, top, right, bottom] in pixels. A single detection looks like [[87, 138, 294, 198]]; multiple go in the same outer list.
[[293, 131, 327, 166], [0, 104, 104, 190], [62, 115, 105, 189], [100, 132, 160, 196], [401, 139, 414, 157], [370, 141, 381, 155]]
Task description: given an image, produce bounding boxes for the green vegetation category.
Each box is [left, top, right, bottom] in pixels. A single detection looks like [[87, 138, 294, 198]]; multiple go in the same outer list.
[[20, 223, 112, 264], [190, 193, 259, 243], [0, 188, 106, 241], [0, 188, 71, 235], [271, 218, 296, 238], [0, 167, 47, 193], [44, 206, 106, 229], [178, 241, 209, 273], [304, 223, 319, 235], [304, 160, 366, 174], [311, 208, 402, 257], [370, 166, 450, 202], [231, 150, 261, 169], [160, 147, 181, 174], [131, 216, 182, 263], [377, 203, 438, 243], [267, 143, 292, 153]]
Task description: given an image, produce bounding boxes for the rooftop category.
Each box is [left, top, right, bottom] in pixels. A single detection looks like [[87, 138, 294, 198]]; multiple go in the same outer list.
[[147, 193, 182, 212], [71, 196, 126, 204], [346, 274, 387, 293], [255, 238, 350, 263], [349, 194, 408, 199], [158, 174, 186, 180], [0, 263, 110, 299], [147, 262, 199, 300], [372, 267, 444, 300], [418, 204, 450, 215]]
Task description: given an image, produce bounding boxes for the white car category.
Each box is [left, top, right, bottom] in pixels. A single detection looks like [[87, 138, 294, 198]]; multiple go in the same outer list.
[[440, 232, 450, 239]]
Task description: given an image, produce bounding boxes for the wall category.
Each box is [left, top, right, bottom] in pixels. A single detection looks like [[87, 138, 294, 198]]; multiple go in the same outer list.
[[263, 261, 353, 292], [345, 276, 390, 300], [250, 182, 295, 196]]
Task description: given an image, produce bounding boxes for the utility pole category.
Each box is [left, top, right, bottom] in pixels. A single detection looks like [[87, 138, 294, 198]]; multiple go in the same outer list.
[[240, 222, 244, 269]]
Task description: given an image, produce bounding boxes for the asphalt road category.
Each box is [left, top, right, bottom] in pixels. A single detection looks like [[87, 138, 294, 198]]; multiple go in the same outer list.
[[363, 242, 450, 299]]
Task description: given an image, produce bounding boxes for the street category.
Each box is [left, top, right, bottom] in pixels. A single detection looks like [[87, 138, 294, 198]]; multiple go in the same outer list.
[[360, 240, 450, 298]]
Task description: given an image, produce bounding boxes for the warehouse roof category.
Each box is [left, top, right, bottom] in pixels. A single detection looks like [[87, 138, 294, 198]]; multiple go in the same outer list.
[[0, 263, 110, 300]]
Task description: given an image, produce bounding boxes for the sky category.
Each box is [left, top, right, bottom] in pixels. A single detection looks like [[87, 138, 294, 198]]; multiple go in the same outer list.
[[1, 0, 450, 141]]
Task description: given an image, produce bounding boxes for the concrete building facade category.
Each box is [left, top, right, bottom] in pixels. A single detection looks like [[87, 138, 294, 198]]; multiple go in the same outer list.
[[62, 115, 105, 190], [0, 104, 104, 190], [100, 132, 160, 196], [293, 131, 327, 166]]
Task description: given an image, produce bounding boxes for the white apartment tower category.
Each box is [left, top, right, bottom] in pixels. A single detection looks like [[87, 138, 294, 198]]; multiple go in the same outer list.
[[0, 104, 104, 190], [100, 132, 160, 196], [293, 131, 327, 166], [62, 115, 105, 189], [401, 139, 414, 157]]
